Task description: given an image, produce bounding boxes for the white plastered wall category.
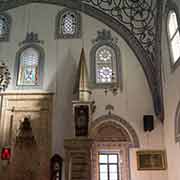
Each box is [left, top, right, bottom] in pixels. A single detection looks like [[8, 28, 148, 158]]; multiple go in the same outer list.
[[0, 3, 167, 180]]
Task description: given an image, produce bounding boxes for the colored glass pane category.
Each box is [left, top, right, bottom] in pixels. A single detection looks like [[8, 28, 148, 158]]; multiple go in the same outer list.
[[17, 47, 39, 86]]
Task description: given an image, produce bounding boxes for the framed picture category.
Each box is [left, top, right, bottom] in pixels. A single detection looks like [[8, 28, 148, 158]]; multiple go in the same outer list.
[[137, 150, 167, 170]]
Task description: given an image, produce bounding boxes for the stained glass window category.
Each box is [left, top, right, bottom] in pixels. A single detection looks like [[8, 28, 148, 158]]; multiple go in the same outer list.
[[55, 9, 81, 39], [90, 30, 122, 89], [17, 47, 39, 86], [168, 11, 180, 64], [95, 45, 117, 84]]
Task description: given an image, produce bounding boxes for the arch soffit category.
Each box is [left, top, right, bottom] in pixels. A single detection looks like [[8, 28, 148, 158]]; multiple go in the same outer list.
[[0, 0, 162, 117], [90, 114, 140, 148]]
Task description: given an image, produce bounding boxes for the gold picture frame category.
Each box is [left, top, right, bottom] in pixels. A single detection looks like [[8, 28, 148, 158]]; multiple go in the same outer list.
[[137, 150, 167, 170]]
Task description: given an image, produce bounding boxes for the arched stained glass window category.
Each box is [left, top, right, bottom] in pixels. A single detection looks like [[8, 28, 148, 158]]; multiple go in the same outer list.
[[167, 10, 180, 64], [0, 13, 11, 41], [95, 45, 116, 84], [90, 30, 122, 89], [16, 45, 44, 87], [55, 8, 81, 39]]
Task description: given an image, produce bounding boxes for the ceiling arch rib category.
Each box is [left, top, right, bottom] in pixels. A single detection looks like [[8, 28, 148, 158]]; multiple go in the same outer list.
[[0, 0, 164, 119]]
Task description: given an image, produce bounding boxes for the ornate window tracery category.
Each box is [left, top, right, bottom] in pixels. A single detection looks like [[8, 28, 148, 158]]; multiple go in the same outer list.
[[55, 8, 81, 39], [0, 13, 11, 41], [95, 45, 116, 84], [90, 30, 122, 89], [167, 10, 180, 66], [62, 11, 76, 35]]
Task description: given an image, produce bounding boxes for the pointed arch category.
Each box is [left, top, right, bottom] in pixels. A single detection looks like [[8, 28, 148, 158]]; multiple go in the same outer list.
[[90, 113, 140, 148]]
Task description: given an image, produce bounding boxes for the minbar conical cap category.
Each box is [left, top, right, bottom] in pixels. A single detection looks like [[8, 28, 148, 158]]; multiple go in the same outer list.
[[78, 48, 91, 101]]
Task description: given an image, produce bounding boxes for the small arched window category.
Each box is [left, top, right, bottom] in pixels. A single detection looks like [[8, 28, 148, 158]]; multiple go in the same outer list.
[[90, 37, 122, 90], [90, 30, 122, 89], [55, 8, 81, 39], [0, 13, 11, 41], [167, 10, 180, 65], [95, 45, 116, 84], [15, 45, 44, 87]]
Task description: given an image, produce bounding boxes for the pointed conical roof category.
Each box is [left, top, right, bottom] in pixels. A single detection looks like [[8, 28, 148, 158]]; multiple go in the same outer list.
[[76, 48, 91, 101]]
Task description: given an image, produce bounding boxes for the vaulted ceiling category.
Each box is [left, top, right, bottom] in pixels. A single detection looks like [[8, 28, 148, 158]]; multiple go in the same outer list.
[[0, 0, 165, 120]]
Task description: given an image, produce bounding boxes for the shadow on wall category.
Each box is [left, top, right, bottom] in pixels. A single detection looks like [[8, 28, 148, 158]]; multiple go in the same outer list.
[[48, 48, 77, 156]]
